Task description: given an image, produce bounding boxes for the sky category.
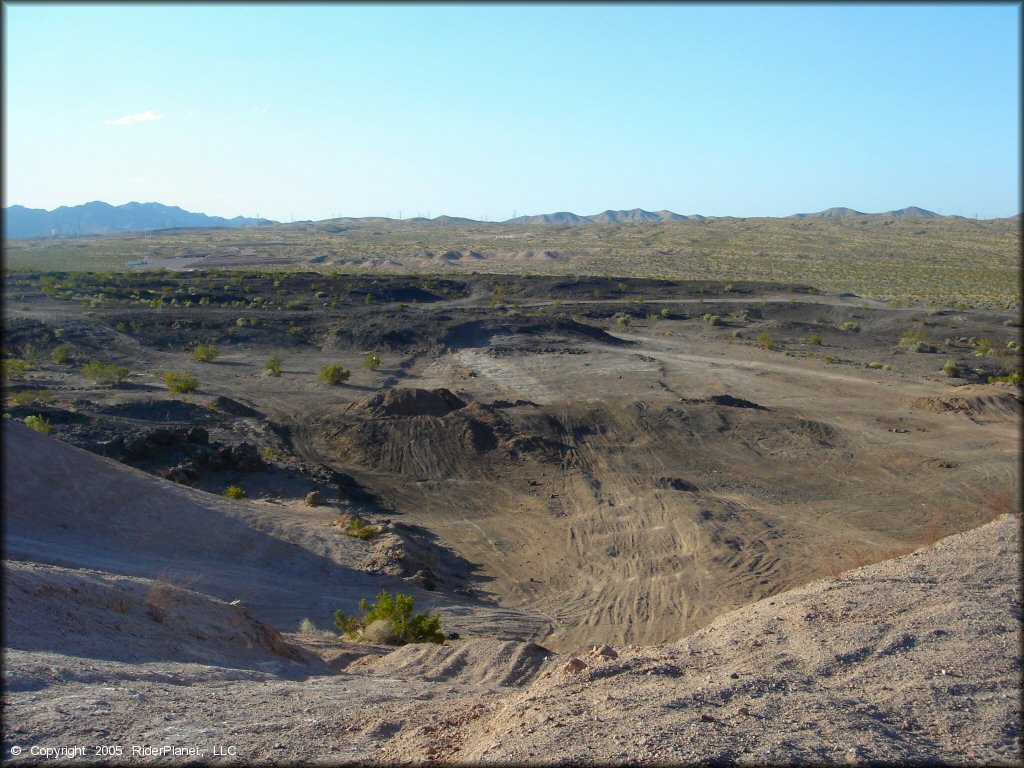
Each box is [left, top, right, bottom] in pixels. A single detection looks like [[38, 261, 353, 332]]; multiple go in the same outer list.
[[3, 3, 1020, 221]]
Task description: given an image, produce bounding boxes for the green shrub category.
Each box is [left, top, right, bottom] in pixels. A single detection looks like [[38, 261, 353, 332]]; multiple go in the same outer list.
[[163, 371, 198, 394], [702, 313, 721, 326], [942, 360, 960, 377], [191, 344, 219, 362], [334, 589, 444, 645], [757, 332, 774, 350], [363, 353, 382, 371], [82, 360, 129, 386], [988, 369, 1022, 385], [51, 346, 71, 364], [616, 314, 631, 328], [2, 359, 31, 379], [224, 485, 246, 500], [264, 356, 282, 377], [24, 414, 51, 435], [975, 338, 993, 356], [319, 364, 351, 385], [867, 361, 884, 369], [659, 308, 671, 319], [839, 320, 860, 332], [807, 334, 822, 345], [822, 354, 835, 364], [341, 516, 380, 540]]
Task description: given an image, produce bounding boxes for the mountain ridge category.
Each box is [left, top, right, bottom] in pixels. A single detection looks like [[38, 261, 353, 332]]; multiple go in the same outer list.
[[6, 202, 1013, 240], [3, 201, 268, 239]]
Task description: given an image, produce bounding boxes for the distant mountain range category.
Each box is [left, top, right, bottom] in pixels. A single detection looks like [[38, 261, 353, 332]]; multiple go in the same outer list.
[[4, 202, 1010, 240], [2, 201, 268, 239]]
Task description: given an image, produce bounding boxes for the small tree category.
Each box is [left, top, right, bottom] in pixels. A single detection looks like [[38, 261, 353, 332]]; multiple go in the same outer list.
[[319, 364, 350, 385], [363, 353, 381, 372]]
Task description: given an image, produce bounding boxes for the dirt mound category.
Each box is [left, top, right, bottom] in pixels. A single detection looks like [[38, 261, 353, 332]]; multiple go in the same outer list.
[[911, 383, 1022, 421], [4, 561, 311, 673], [353, 387, 467, 418], [358, 639, 554, 687]]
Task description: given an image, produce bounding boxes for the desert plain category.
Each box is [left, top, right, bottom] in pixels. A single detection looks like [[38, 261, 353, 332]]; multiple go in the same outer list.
[[2, 219, 1021, 764]]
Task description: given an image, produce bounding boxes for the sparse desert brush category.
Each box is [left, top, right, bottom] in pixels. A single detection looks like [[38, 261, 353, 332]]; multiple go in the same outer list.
[[867, 361, 884, 369], [191, 344, 219, 362], [24, 414, 51, 435], [2, 358, 32, 379], [334, 589, 444, 645], [839, 320, 860, 332], [224, 485, 246, 500], [264, 356, 283, 377], [363, 352, 382, 371], [974, 338, 993, 356], [702, 313, 721, 326], [51, 346, 71, 363], [659, 307, 671, 319], [298, 618, 336, 638], [988, 368, 1022, 385], [338, 515, 380, 540], [942, 360, 960, 377], [822, 354, 836, 364], [82, 359, 129, 386], [757, 332, 774, 350], [163, 371, 199, 394], [319, 364, 351, 385], [807, 334, 822, 345]]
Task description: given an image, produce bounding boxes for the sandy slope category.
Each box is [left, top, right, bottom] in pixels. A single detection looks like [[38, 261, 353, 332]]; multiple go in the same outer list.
[[3, 414, 1020, 764]]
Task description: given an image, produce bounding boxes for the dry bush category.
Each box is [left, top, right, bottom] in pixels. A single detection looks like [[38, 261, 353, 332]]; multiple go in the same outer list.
[[145, 578, 190, 623]]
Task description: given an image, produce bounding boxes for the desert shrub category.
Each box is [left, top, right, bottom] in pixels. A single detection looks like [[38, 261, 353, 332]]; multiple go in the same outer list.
[[757, 332, 774, 350], [988, 369, 1022, 385], [24, 414, 51, 435], [11, 389, 53, 406], [616, 314, 631, 328], [82, 359, 129, 386], [839, 320, 860, 332], [298, 617, 336, 638], [727, 309, 749, 322], [942, 360, 960, 377], [191, 344, 219, 362], [975, 338, 993, 356], [163, 371, 198, 394], [264, 356, 282, 377], [224, 485, 245, 500], [702, 313, 721, 326], [822, 354, 835, 364], [341, 516, 380, 540], [908, 341, 937, 353], [867, 361, 884, 369], [334, 589, 444, 645], [659, 308, 671, 319], [899, 328, 928, 348], [363, 353, 382, 371], [319, 364, 351, 385], [2, 359, 31, 379], [807, 334, 822, 345], [51, 346, 71, 363]]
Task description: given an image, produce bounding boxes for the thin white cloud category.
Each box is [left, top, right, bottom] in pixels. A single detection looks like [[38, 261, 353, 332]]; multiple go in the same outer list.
[[249, 107, 267, 113], [107, 110, 164, 126]]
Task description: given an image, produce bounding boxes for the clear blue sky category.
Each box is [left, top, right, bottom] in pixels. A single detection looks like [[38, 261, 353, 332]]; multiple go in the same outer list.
[[3, 3, 1020, 221]]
